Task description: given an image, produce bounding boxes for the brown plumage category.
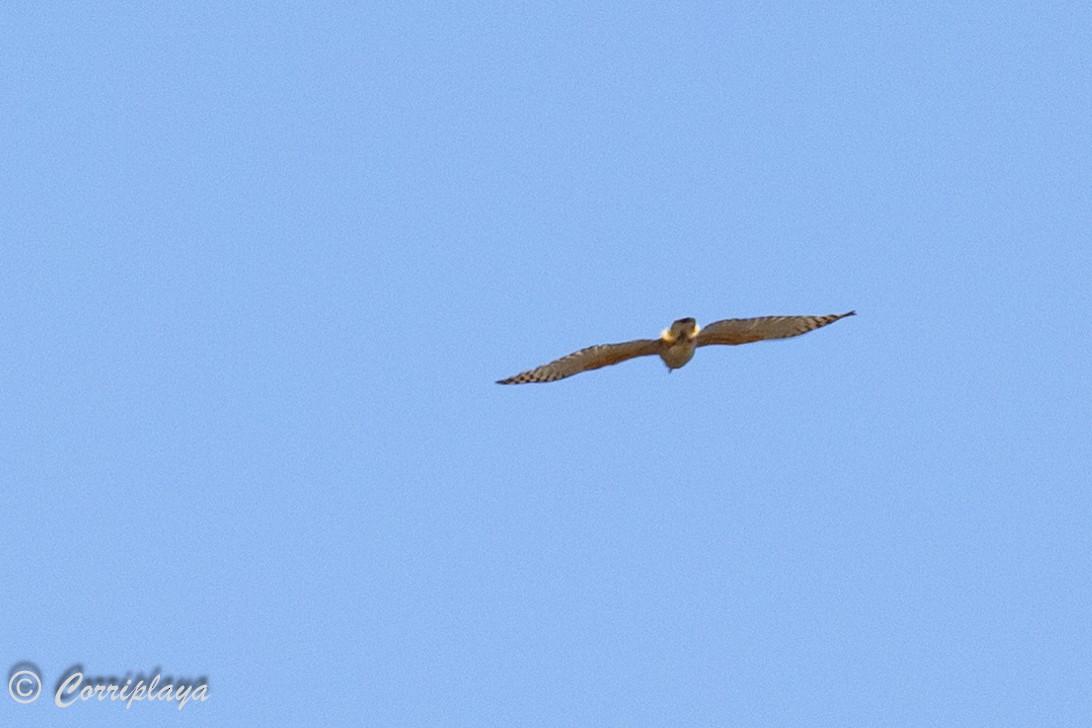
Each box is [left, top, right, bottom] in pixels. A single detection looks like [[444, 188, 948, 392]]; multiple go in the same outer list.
[[497, 311, 855, 384]]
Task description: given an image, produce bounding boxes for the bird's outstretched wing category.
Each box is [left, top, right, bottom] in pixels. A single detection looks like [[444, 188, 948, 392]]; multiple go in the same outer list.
[[497, 339, 661, 384], [695, 311, 855, 347]]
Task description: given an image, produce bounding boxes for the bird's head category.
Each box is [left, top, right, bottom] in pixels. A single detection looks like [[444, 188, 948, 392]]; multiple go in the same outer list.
[[660, 317, 700, 343]]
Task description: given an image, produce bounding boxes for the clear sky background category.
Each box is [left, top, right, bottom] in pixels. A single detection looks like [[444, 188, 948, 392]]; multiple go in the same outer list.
[[2, 3, 1090, 726]]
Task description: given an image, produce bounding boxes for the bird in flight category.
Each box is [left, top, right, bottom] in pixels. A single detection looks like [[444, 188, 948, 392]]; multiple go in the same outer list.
[[497, 311, 855, 384]]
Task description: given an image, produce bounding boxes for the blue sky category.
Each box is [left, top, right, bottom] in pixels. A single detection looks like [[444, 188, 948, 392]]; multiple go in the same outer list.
[[2, 3, 1090, 725]]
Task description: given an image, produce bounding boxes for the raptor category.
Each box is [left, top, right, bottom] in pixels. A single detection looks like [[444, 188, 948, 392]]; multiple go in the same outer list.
[[497, 311, 855, 384]]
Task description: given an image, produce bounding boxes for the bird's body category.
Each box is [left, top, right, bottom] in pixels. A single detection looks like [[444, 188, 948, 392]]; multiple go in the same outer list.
[[497, 311, 854, 384], [658, 317, 701, 370]]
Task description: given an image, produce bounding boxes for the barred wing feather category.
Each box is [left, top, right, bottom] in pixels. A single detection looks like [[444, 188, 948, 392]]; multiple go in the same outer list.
[[497, 339, 661, 384], [695, 311, 855, 347]]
